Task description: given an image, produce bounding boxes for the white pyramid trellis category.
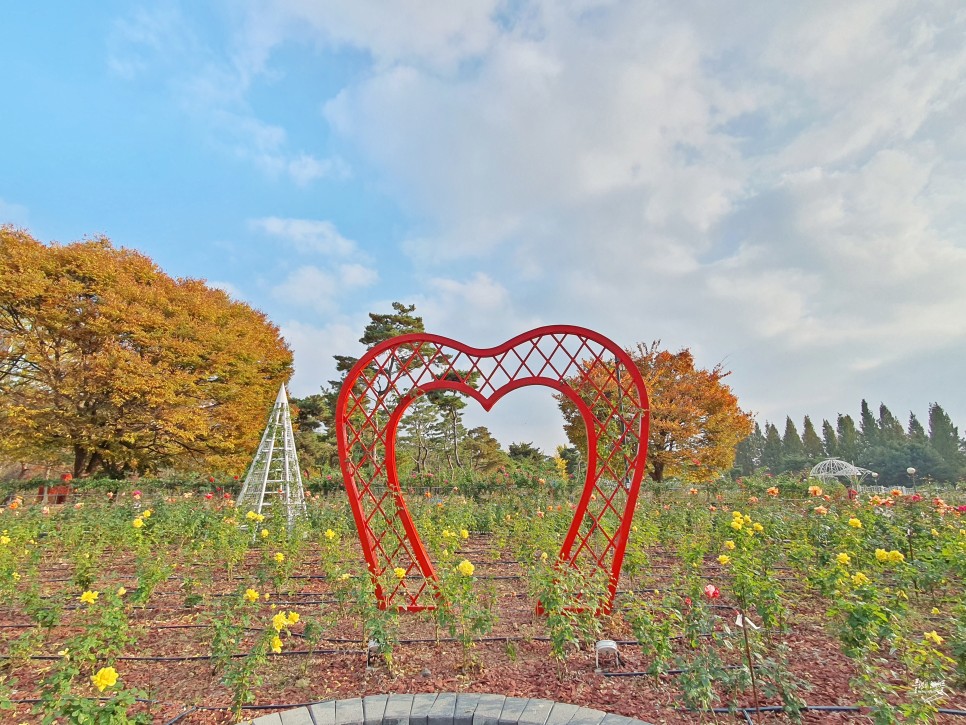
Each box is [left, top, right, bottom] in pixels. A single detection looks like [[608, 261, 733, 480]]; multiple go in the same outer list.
[[236, 384, 307, 528]]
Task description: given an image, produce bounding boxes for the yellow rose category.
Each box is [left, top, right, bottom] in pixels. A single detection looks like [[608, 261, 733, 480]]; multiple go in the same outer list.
[[456, 559, 475, 577], [91, 666, 119, 692], [79, 590, 99, 605], [848, 518, 862, 528], [243, 588, 259, 603], [393, 567, 406, 579], [718, 555, 731, 565], [836, 553, 851, 566]]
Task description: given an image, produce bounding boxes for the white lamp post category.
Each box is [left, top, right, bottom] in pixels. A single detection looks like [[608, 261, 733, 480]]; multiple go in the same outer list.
[[906, 466, 917, 491]]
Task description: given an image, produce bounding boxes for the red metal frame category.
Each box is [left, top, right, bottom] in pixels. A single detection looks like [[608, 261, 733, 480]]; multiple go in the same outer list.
[[335, 325, 649, 612]]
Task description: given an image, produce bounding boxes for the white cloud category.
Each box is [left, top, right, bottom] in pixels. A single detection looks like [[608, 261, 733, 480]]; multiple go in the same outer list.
[[280, 319, 361, 396], [261, 0, 501, 72], [338, 263, 378, 288], [250, 217, 357, 256], [270, 262, 378, 314], [0, 198, 28, 227], [210, 1, 966, 436], [109, 5, 346, 186]]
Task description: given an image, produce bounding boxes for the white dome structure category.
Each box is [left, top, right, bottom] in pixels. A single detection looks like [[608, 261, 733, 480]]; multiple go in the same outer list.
[[808, 458, 876, 487]]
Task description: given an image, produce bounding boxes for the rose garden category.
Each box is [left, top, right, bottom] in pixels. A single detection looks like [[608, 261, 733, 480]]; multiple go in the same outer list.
[[2, 233, 965, 723], [0, 471, 965, 723]]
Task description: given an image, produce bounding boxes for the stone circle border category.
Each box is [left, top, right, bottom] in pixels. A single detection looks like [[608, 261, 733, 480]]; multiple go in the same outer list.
[[242, 693, 654, 725]]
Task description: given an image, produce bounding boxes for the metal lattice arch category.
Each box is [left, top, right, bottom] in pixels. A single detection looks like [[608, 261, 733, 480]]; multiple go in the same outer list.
[[335, 325, 650, 613], [809, 458, 876, 486], [236, 384, 307, 528]]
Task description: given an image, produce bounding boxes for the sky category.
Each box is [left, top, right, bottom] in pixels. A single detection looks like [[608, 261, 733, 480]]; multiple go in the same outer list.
[[2, 1, 966, 454]]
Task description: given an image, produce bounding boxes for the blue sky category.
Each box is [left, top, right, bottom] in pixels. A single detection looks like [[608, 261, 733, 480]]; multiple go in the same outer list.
[[3, 2, 966, 453]]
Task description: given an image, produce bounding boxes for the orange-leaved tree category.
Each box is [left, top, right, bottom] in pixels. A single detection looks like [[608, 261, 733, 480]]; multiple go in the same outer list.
[[558, 341, 752, 483], [0, 226, 292, 478]]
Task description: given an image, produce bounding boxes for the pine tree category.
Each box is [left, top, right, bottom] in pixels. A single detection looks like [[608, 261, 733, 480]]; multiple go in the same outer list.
[[802, 416, 824, 461]]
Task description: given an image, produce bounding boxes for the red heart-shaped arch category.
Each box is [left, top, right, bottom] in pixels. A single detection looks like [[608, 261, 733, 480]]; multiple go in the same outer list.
[[335, 325, 649, 611]]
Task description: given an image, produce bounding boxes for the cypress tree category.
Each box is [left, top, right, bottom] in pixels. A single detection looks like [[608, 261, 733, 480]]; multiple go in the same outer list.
[[928, 403, 964, 475], [859, 399, 878, 448], [761, 422, 783, 473], [837, 414, 860, 463], [907, 413, 927, 442], [821, 419, 838, 458], [802, 416, 824, 461], [734, 422, 764, 476], [878, 403, 905, 445]]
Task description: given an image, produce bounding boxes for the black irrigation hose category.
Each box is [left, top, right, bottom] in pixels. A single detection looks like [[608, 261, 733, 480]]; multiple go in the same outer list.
[[22, 647, 358, 662], [162, 706, 197, 725], [8, 632, 724, 661], [699, 704, 966, 718]]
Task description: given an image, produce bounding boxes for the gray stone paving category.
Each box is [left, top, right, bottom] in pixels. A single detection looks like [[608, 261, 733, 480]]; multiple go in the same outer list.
[[241, 694, 653, 725]]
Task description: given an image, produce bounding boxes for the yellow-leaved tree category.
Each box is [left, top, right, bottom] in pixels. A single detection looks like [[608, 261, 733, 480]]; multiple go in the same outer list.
[[558, 341, 752, 483], [0, 226, 292, 478]]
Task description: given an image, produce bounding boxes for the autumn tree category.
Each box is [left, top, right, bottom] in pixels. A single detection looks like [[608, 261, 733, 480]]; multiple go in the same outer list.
[[0, 227, 292, 478], [558, 342, 752, 483]]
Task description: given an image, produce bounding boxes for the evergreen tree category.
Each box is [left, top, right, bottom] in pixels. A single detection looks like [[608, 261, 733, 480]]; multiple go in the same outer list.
[[463, 427, 509, 473], [928, 403, 963, 474], [821, 419, 838, 458], [781, 417, 806, 472], [734, 422, 764, 476], [836, 414, 860, 463], [877, 403, 905, 445], [802, 416, 824, 461], [859, 399, 878, 449], [907, 413, 927, 442], [761, 423, 783, 473]]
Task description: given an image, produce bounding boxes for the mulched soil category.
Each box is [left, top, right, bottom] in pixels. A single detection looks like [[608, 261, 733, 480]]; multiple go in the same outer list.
[[2, 535, 964, 724]]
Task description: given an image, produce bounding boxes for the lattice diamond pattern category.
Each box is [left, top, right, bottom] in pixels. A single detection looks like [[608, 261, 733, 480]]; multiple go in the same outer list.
[[335, 326, 649, 611]]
